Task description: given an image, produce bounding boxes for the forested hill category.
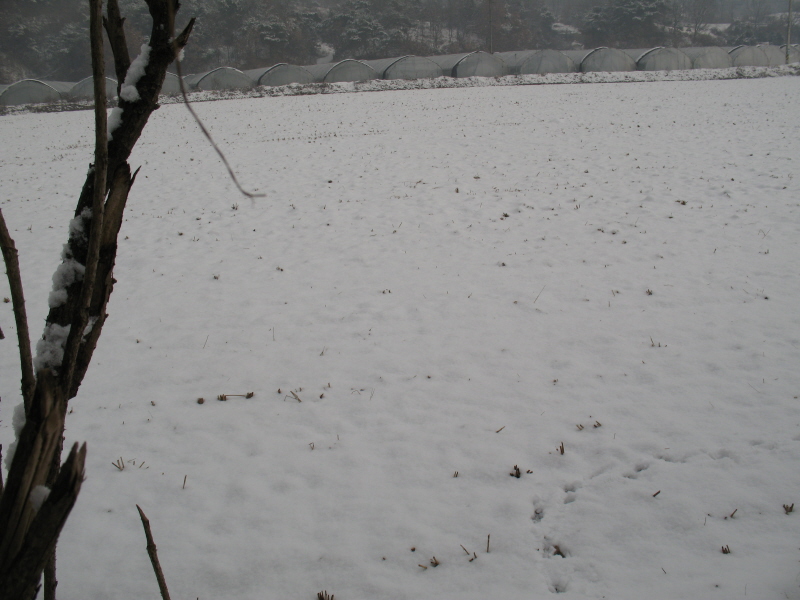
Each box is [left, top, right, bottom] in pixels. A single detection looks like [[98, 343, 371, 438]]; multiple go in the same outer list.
[[0, 0, 792, 84]]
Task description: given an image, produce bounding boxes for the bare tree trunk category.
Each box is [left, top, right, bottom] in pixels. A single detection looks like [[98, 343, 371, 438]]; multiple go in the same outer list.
[[0, 2, 194, 598]]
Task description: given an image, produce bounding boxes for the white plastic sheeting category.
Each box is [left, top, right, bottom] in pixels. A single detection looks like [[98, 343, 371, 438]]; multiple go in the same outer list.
[[0, 80, 73, 106], [622, 48, 692, 71], [364, 56, 443, 80], [428, 52, 506, 77], [303, 60, 378, 83], [161, 73, 183, 95], [1, 46, 793, 107], [245, 64, 314, 87], [184, 67, 254, 91], [780, 45, 800, 63], [727, 46, 770, 67], [497, 50, 575, 74], [69, 76, 118, 100], [681, 47, 734, 69], [758, 45, 790, 66], [563, 48, 636, 72]]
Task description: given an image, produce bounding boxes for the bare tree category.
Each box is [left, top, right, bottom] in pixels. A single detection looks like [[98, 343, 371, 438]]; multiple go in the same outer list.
[[0, 1, 194, 598], [687, 0, 717, 42]]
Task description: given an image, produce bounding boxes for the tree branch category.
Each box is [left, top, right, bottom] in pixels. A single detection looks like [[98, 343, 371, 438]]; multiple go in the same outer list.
[[0, 209, 36, 413], [103, 0, 132, 96], [136, 505, 172, 600], [0, 441, 86, 600], [60, 0, 109, 397], [40, 0, 195, 401]]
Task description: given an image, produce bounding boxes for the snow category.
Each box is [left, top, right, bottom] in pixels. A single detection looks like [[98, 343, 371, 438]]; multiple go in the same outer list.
[[48, 256, 85, 308], [33, 322, 71, 373], [107, 106, 123, 141], [1, 74, 799, 600], [119, 44, 151, 103], [48, 207, 89, 308]]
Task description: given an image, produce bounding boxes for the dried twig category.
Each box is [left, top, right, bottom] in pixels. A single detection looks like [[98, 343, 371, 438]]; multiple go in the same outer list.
[[171, 52, 263, 200], [217, 392, 254, 401], [784, 503, 794, 515], [136, 505, 172, 600]]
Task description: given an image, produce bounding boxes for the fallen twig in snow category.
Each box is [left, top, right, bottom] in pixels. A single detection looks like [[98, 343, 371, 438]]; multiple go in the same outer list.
[[136, 505, 172, 600]]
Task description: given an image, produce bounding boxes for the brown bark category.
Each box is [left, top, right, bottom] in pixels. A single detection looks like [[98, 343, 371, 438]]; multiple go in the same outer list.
[[0, 3, 194, 599], [0, 209, 36, 412], [0, 371, 86, 600], [41, 2, 194, 401], [137, 505, 172, 600], [103, 0, 132, 97]]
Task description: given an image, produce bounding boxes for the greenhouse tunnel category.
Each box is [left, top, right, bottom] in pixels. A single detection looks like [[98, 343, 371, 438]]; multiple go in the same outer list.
[[161, 72, 183, 95], [304, 60, 378, 83], [727, 46, 770, 67], [497, 50, 575, 74], [758, 45, 790, 66], [681, 47, 733, 69], [0, 79, 73, 106], [563, 48, 636, 72], [781, 45, 800, 63], [428, 52, 507, 77], [622, 48, 692, 71], [184, 67, 254, 91], [364, 56, 444, 80], [69, 76, 118, 100], [245, 64, 314, 87]]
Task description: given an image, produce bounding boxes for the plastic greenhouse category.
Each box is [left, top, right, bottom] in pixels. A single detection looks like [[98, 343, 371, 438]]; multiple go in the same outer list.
[[780, 45, 800, 63], [69, 76, 118, 100], [244, 64, 314, 87], [727, 46, 770, 67], [758, 45, 789, 66], [681, 47, 733, 69], [184, 67, 253, 91], [161, 72, 183, 95], [562, 48, 636, 72], [497, 50, 575, 74], [622, 48, 692, 71], [0, 80, 73, 106], [427, 52, 506, 78], [364, 56, 443, 80], [303, 60, 378, 83]]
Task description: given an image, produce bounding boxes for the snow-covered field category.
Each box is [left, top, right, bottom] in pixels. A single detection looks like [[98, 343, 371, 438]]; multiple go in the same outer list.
[[1, 75, 799, 600]]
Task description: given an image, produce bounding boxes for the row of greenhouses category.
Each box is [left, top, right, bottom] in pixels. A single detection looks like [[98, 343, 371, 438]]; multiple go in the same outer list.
[[2, 45, 799, 106], [0, 72, 183, 106]]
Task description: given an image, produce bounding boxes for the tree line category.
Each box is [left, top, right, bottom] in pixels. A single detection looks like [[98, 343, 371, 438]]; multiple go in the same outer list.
[[0, 0, 795, 84]]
